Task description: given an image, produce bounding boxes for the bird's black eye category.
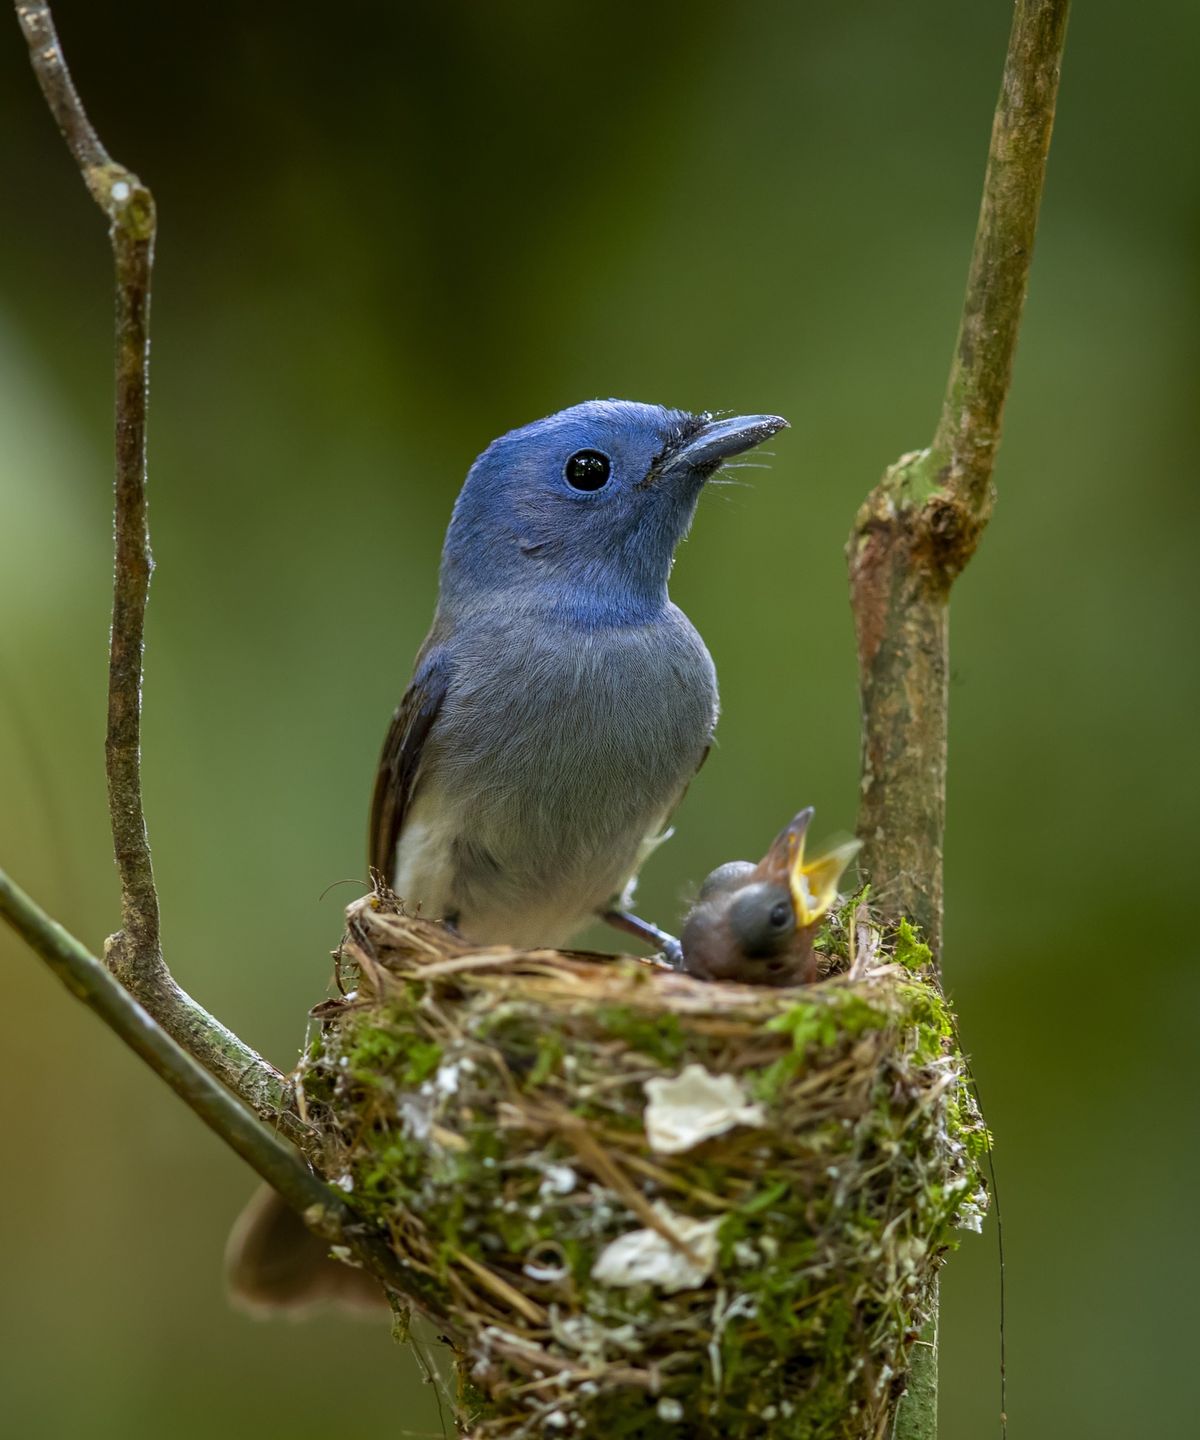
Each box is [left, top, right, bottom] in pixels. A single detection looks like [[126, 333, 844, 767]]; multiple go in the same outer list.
[[727, 883, 795, 958], [564, 449, 612, 492]]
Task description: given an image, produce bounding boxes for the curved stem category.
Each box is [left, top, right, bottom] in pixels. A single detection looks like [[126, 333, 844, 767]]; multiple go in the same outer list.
[[17, 0, 159, 968], [12, 0, 296, 1129], [928, 0, 1074, 514]]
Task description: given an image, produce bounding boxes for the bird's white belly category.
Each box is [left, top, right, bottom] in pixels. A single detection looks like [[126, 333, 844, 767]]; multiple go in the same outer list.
[[393, 788, 651, 948]]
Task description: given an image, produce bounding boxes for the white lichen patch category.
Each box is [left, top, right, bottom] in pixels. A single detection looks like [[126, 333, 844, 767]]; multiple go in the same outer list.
[[643, 1063, 766, 1154], [433, 1057, 473, 1096], [955, 1186, 989, 1233], [549, 1311, 640, 1363], [591, 1202, 721, 1292], [538, 1163, 578, 1198]]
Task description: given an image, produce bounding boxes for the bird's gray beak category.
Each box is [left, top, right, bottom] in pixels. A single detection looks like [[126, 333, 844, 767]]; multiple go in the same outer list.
[[658, 413, 789, 479], [760, 807, 815, 886], [760, 807, 861, 928]]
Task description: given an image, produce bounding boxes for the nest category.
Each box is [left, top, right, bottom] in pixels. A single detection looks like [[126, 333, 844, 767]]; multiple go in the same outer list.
[[297, 892, 987, 1440]]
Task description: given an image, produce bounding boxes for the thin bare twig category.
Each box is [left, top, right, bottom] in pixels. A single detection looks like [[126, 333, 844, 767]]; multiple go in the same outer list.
[[16, 0, 158, 971], [12, 0, 301, 1137], [846, 3, 1071, 1437]]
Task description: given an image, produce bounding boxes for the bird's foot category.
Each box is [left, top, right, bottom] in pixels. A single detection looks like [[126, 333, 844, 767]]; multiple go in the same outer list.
[[601, 908, 684, 969]]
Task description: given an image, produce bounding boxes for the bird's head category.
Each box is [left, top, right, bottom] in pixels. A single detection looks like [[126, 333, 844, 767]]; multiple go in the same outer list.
[[680, 808, 862, 986], [440, 400, 788, 622]]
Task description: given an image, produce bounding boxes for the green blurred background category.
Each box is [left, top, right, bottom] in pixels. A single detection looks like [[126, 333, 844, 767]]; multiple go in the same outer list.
[[2, 1, 1196, 1435]]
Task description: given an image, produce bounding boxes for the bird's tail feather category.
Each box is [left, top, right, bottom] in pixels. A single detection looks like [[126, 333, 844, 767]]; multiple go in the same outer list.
[[225, 1184, 387, 1318]]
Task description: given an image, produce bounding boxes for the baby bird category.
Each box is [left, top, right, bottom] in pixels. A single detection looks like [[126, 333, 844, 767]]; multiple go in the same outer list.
[[680, 808, 860, 985]]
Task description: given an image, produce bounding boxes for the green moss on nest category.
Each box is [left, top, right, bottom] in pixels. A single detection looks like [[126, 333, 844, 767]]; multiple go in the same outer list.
[[298, 895, 987, 1439]]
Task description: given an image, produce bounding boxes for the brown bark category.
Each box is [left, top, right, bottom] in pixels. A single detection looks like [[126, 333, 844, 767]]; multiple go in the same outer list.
[[849, 4, 1071, 1435]]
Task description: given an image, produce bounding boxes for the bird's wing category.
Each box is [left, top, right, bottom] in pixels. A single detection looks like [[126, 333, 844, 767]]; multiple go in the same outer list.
[[368, 648, 451, 880], [625, 742, 712, 880], [664, 741, 711, 829]]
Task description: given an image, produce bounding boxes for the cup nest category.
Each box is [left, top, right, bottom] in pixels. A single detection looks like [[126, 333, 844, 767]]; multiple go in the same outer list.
[[296, 891, 987, 1440]]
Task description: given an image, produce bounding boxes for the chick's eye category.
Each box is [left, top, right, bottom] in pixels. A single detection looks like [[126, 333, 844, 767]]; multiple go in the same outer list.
[[564, 449, 612, 492], [769, 900, 792, 929]]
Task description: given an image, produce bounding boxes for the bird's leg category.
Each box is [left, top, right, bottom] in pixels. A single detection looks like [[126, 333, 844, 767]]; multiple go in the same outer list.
[[601, 909, 684, 969]]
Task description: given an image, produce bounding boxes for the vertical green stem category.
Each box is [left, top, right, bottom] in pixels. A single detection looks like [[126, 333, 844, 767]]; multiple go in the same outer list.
[[848, 3, 1071, 1434]]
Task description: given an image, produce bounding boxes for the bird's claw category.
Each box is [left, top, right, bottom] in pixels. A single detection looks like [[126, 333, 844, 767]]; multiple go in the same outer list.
[[601, 907, 684, 969], [660, 936, 684, 970]]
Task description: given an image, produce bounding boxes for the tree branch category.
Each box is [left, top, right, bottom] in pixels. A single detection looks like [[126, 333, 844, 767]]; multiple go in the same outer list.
[[16, 1, 157, 966], [928, 0, 1072, 520], [847, 3, 1070, 1436], [850, 0, 1070, 951], [0, 867, 417, 1298], [12, 0, 301, 1136], [1, 868, 318, 1212]]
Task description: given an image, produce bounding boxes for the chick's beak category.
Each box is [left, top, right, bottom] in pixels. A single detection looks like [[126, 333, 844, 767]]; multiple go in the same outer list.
[[761, 808, 862, 928], [657, 413, 789, 479]]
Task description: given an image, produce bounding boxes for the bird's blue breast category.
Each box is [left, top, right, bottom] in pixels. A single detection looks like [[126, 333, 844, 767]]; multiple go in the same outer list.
[[386, 398, 777, 945]]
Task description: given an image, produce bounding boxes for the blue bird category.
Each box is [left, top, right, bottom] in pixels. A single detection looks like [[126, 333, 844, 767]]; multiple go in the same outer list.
[[226, 399, 788, 1316], [370, 399, 789, 956]]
